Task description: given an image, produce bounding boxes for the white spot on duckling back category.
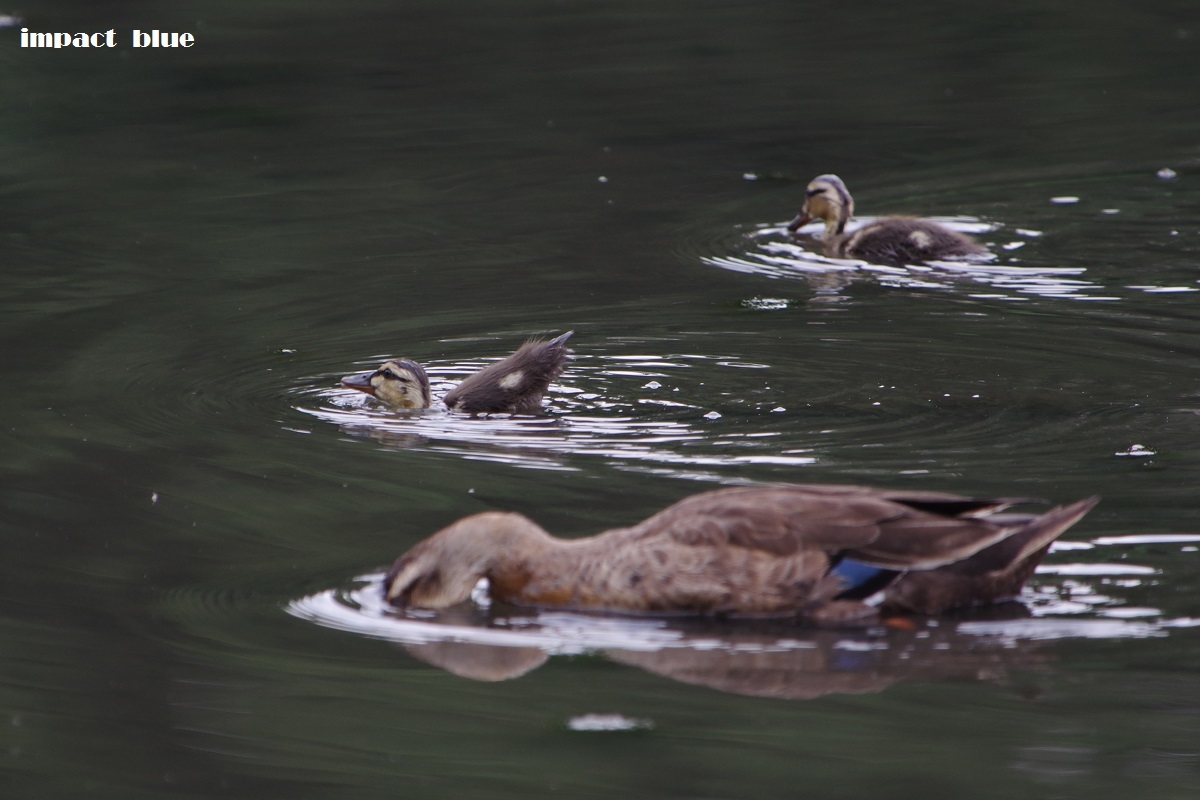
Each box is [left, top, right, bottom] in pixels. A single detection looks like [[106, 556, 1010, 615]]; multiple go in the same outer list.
[[909, 230, 933, 249], [499, 370, 525, 390]]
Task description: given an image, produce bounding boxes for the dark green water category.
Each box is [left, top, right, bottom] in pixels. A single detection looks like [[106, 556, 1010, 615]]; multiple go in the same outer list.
[[4, 2, 1200, 797]]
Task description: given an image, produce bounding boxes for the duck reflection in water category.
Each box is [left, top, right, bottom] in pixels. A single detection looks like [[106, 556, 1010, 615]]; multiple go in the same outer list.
[[396, 606, 1057, 700], [341, 331, 572, 414], [384, 483, 1097, 624], [787, 174, 987, 266]]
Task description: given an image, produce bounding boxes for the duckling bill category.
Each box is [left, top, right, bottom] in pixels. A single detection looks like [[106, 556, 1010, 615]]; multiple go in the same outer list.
[[788, 174, 986, 266], [341, 331, 572, 414], [383, 484, 1098, 622]]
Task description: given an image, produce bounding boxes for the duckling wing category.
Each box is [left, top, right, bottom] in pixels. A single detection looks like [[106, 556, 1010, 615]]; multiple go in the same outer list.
[[627, 484, 1029, 570]]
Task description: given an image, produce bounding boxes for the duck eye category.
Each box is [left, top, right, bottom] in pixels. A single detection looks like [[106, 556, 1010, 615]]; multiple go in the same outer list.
[[805, 187, 824, 198], [380, 368, 397, 380]]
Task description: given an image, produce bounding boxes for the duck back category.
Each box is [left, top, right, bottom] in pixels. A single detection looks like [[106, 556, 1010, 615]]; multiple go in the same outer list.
[[836, 217, 985, 266], [444, 331, 573, 414]]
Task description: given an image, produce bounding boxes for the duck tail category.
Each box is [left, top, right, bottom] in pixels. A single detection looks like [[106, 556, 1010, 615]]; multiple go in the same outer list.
[[1008, 496, 1100, 565], [876, 496, 1099, 615], [546, 330, 574, 349]]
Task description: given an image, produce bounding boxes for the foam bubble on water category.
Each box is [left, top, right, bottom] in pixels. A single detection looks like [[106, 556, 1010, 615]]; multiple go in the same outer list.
[[567, 713, 654, 732]]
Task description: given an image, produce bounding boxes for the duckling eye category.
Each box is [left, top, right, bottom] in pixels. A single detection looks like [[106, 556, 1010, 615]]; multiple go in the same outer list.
[[379, 368, 397, 380], [806, 187, 825, 198]]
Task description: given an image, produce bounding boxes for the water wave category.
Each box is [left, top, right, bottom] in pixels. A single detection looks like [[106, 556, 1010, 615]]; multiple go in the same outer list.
[[293, 351, 816, 476], [702, 219, 1112, 302]]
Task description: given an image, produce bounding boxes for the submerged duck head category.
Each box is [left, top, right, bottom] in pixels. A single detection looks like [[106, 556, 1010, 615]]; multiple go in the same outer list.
[[341, 359, 432, 409], [787, 174, 854, 237], [384, 511, 548, 608]]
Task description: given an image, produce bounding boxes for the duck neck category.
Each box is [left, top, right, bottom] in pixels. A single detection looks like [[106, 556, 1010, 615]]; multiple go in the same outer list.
[[479, 516, 625, 607], [437, 512, 562, 598], [826, 204, 850, 237]]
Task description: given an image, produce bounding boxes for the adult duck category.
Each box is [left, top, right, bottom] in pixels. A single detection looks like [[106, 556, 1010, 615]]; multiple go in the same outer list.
[[341, 331, 573, 414], [383, 483, 1097, 622], [787, 174, 986, 266]]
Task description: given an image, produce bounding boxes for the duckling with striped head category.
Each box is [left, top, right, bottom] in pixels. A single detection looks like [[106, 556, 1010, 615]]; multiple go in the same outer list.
[[788, 174, 986, 266], [341, 331, 573, 415]]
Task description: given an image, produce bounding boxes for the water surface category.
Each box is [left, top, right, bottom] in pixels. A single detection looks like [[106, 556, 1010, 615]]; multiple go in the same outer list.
[[3, 1, 1200, 797]]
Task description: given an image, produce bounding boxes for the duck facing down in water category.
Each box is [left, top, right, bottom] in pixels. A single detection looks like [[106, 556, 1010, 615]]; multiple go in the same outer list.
[[384, 484, 1098, 622], [787, 174, 987, 266], [341, 331, 573, 414]]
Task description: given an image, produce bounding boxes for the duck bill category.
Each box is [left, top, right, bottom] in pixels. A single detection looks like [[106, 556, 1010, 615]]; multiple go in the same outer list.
[[786, 212, 812, 233], [340, 371, 377, 396]]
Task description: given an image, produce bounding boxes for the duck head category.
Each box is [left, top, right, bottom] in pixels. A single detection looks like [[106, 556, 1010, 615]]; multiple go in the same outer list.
[[341, 359, 432, 409], [787, 174, 854, 237], [383, 511, 551, 609]]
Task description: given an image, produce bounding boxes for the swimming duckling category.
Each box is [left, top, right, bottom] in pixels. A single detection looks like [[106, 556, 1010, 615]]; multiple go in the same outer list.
[[787, 174, 986, 266], [341, 331, 573, 415], [383, 484, 1097, 622]]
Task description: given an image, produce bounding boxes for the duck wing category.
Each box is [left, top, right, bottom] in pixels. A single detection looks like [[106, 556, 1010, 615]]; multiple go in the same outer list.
[[626, 484, 1047, 570]]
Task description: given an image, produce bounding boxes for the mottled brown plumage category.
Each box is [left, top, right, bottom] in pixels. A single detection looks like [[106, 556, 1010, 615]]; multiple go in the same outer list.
[[383, 484, 1098, 622], [341, 331, 572, 414], [787, 174, 986, 266]]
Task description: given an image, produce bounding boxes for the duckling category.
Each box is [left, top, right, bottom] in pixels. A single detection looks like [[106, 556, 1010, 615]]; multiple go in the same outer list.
[[383, 484, 1097, 622], [341, 331, 573, 415], [787, 174, 986, 266]]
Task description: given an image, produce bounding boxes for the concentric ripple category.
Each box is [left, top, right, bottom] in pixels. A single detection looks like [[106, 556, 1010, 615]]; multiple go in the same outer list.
[[293, 351, 817, 476], [289, 312, 1200, 483]]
